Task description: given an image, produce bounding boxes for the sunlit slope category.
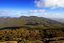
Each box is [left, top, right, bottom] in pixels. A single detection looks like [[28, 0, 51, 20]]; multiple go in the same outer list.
[[0, 16, 63, 29]]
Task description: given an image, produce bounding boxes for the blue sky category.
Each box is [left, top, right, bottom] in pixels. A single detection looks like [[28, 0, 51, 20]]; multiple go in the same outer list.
[[0, 0, 64, 18], [0, 0, 35, 10]]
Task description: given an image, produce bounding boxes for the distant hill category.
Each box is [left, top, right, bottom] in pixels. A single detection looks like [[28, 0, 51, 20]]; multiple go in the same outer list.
[[0, 16, 64, 29], [49, 18, 64, 23], [0, 16, 64, 43]]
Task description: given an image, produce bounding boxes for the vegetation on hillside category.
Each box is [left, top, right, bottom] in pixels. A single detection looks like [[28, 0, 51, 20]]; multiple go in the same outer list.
[[0, 16, 64, 43]]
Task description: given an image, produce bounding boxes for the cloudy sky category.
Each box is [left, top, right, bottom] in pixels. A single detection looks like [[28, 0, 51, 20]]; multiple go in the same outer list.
[[0, 0, 64, 18]]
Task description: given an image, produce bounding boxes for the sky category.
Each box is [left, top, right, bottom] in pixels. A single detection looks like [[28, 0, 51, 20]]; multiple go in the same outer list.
[[0, 0, 64, 18]]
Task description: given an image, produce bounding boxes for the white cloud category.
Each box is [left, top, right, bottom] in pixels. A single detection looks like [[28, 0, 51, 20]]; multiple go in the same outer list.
[[29, 9, 46, 16], [34, 0, 45, 8], [30, 9, 46, 13], [34, 0, 44, 8], [34, 0, 64, 8], [45, 0, 64, 8], [0, 9, 64, 18], [0, 10, 23, 17], [0, 9, 46, 17], [41, 12, 64, 18]]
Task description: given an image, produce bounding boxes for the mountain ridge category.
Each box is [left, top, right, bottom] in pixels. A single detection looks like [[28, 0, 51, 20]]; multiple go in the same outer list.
[[0, 16, 63, 29]]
